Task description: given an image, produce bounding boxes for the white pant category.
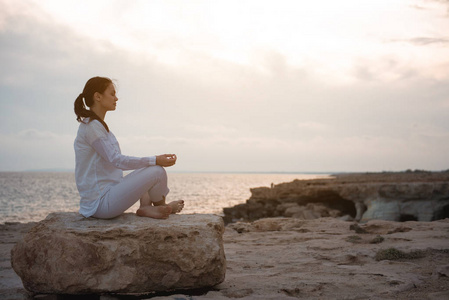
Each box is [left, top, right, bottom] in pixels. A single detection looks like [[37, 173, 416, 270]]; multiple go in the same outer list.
[[93, 165, 169, 219]]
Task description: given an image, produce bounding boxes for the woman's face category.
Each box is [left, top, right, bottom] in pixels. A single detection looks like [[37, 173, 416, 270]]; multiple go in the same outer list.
[[96, 83, 118, 111]]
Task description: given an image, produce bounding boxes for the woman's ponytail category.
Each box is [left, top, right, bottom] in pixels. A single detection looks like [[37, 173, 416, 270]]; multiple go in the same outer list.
[[74, 93, 92, 123], [74, 77, 112, 132]]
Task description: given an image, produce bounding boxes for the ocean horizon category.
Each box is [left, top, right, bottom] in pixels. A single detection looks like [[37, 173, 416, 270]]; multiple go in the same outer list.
[[0, 171, 331, 224], [16, 169, 335, 174]]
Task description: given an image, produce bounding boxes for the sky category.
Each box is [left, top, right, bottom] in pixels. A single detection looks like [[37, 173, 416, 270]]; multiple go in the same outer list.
[[0, 0, 448, 173]]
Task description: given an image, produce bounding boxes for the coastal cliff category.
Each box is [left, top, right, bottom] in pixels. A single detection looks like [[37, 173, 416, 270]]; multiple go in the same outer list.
[[223, 170, 449, 224]]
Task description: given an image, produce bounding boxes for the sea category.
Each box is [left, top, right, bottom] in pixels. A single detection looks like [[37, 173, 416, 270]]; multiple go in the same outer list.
[[0, 172, 330, 224]]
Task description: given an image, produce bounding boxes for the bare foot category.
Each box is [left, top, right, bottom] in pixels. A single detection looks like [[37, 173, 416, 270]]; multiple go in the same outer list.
[[167, 200, 184, 214], [136, 205, 172, 219]]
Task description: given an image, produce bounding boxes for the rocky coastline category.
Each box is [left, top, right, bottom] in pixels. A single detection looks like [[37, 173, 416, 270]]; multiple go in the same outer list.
[[1, 170, 449, 299], [223, 170, 449, 224]]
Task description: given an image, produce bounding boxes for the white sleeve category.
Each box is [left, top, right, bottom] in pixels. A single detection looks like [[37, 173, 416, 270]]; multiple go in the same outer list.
[[91, 138, 157, 170]]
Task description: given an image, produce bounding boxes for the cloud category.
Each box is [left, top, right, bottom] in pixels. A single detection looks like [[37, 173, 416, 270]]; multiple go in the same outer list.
[[411, 0, 449, 14], [352, 56, 409, 82], [0, 3, 159, 134], [295, 122, 330, 132], [390, 37, 449, 46], [410, 37, 449, 45], [0, 0, 448, 172], [17, 129, 61, 139], [431, 0, 449, 8]]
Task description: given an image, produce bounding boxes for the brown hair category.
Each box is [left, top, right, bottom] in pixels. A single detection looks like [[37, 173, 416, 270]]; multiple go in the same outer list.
[[74, 76, 112, 132]]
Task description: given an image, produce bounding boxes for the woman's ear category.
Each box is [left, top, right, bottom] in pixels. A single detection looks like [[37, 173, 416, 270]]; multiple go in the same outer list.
[[93, 92, 102, 102]]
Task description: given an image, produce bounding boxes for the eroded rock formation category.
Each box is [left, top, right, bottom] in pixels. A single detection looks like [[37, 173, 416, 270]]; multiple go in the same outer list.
[[223, 171, 449, 224], [11, 212, 226, 294]]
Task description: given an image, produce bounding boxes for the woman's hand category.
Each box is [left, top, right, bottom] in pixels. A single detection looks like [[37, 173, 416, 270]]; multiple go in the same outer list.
[[156, 154, 177, 167]]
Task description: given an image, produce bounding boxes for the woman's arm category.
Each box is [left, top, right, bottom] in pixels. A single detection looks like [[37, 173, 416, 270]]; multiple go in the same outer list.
[[91, 138, 177, 170], [85, 120, 176, 170], [91, 138, 155, 170]]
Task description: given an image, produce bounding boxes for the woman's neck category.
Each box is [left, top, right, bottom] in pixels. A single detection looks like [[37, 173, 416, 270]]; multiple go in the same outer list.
[[90, 106, 106, 121]]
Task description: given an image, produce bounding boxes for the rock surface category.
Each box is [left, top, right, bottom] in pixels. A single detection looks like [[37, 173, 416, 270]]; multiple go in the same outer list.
[[2, 217, 449, 299], [10, 213, 226, 295], [223, 171, 449, 223], [212, 217, 449, 300]]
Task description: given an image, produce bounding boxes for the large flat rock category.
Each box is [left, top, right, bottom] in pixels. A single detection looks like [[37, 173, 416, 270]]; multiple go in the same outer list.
[[10, 212, 226, 294]]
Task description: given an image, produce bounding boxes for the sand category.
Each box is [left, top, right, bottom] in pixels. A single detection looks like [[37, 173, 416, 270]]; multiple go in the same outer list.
[[1, 217, 449, 300]]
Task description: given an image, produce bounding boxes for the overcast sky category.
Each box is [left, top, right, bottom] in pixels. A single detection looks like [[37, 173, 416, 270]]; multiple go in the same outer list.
[[0, 0, 448, 172]]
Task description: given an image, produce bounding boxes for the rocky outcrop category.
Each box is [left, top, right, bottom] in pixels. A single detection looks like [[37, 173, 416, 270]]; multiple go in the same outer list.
[[11, 212, 226, 295], [223, 171, 449, 224]]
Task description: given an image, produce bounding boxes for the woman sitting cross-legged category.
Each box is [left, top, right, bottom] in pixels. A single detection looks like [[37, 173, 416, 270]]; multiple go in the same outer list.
[[73, 76, 184, 220]]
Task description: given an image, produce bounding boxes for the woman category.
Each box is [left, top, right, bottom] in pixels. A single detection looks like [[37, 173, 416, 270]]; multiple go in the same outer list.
[[74, 76, 183, 219]]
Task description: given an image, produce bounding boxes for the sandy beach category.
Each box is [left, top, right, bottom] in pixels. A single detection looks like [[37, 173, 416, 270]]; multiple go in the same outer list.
[[1, 216, 448, 300]]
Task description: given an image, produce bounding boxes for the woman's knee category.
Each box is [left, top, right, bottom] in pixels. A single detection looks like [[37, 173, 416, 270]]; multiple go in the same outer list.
[[147, 165, 167, 181]]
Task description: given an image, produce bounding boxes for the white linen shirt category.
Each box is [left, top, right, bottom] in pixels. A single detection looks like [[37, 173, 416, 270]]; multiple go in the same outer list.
[[74, 119, 156, 217]]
